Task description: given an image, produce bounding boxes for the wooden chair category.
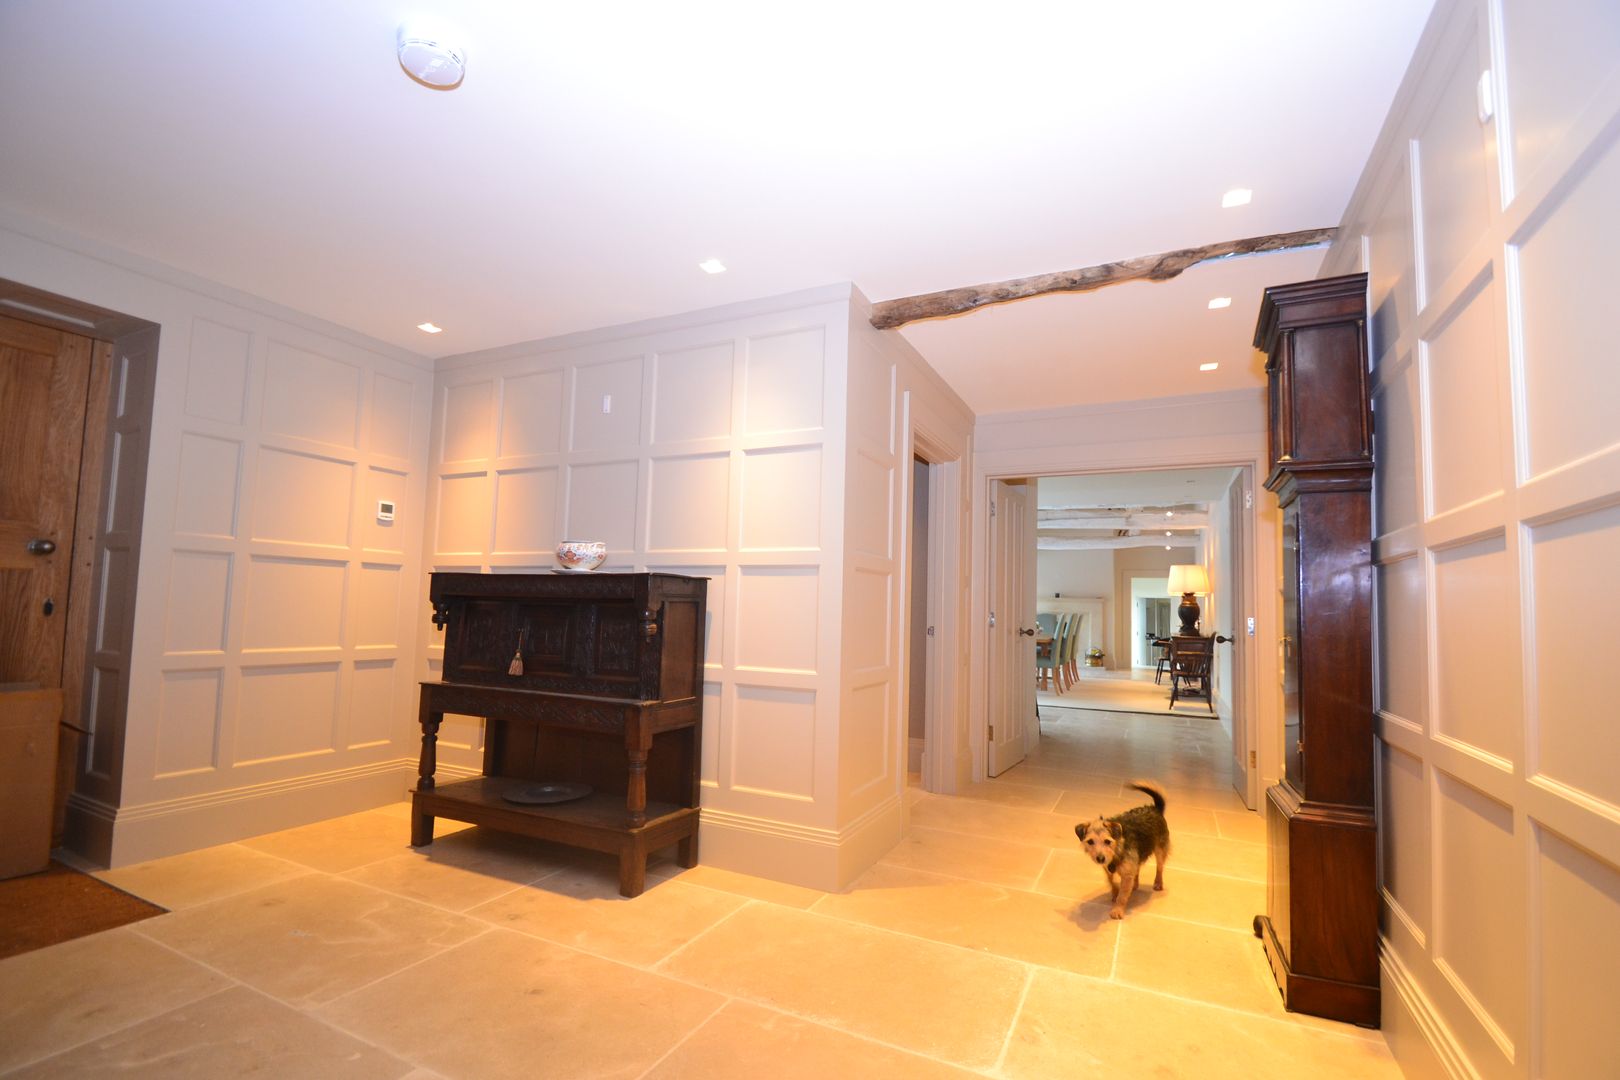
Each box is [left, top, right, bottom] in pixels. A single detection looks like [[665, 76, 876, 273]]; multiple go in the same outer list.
[[1166, 634, 1215, 713], [1151, 636, 1172, 684]]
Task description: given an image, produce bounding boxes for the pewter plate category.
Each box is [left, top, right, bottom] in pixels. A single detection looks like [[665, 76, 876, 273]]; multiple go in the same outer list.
[[502, 781, 593, 805]]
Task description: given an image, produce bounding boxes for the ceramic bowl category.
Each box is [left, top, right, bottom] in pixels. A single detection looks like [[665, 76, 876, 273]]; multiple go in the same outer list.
[[555, 540, 607, 571]]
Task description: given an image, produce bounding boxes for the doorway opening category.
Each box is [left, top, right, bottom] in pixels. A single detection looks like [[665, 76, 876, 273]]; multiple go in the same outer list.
[[978, 464, 1260, 807], [0, 278, 158, 865]]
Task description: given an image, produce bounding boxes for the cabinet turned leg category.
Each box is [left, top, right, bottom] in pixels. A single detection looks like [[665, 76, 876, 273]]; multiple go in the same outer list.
[[417, 709, 442, 791], [626, 746, 648, 828], [618, 845, 647, 898], [677, 832, 698, 869]]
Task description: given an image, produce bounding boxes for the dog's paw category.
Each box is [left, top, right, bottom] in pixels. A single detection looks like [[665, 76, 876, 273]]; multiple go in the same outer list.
[[1109, 909, 1124, 920], [1154, 883, 1165, 892]]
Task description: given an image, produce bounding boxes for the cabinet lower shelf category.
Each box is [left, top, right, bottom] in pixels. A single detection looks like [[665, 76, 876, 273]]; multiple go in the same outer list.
[[411, 776, 698, 898]]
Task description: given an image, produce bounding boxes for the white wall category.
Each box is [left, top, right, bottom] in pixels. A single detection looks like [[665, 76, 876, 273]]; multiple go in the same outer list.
[[422, 284, 972, 889], [0, 210, 437, 865], [1324, 1, 1620, 1075], [1035, 549, 1112, 600]]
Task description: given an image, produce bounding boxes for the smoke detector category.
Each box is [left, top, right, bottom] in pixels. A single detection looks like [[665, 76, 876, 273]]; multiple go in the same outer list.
[[397, 21, 466, 89]]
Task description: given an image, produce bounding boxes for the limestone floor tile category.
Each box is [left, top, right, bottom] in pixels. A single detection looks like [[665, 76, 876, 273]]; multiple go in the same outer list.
[[1215, 808, 1267, 843], [0, 928, 231, 1073], [658, 902, 1027, 1070], [905, 795, 1078, 849], [666, 864, 827, 909], [1034, 852, 1265, 932], [1156, 784, 1252, 814], [643, 1001, 981, 1080], [343, 828, 573, 912], [468, 865, 746, 966], [94, 843, 312, 910], [880, 824, 1053, 891], [993, 763, 1127, 795], [136, 874, 483, 1007], [241, 808, 434, 873], [1002, 969, 1399, 1079], [11, 985, 412, 1079], [1113, 910, 1282, 1017], [953, 779, 1065, 811], [317, 928, 724, 1080], [1161, 831, 1266, 882], [811, 863, 1118, 976]]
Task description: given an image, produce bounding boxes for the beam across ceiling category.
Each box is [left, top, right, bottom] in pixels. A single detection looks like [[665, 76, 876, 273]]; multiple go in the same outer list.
[[870, 228, 1337, 329], [1039, 536, 1201, 551]]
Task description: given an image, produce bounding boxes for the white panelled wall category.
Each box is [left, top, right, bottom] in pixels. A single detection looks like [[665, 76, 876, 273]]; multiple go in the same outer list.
[[1322, 0, 1620, 1075], [422, 286, 972, 889], [0, 212, 437, 865]]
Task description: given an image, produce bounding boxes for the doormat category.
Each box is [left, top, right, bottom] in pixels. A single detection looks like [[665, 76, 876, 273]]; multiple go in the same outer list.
[[0, 860, 166, 960]]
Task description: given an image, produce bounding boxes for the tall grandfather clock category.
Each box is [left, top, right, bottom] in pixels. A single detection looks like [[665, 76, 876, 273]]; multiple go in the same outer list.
[[1252, 272, 1379, 1027]]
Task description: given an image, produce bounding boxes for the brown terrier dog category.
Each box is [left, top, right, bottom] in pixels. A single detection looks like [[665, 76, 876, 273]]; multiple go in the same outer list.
[[1074, 781, 1170, 919]]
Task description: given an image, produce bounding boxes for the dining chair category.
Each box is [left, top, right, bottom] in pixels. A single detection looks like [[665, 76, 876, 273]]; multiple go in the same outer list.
[[1166, 634, 1215, 712]]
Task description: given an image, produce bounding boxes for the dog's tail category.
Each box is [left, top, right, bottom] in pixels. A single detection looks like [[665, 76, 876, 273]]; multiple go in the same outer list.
[[1126, 780, 1166, 815]]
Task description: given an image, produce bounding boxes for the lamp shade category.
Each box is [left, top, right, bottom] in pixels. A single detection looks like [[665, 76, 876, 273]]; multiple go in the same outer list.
[[1166, 564, 1211, 596]]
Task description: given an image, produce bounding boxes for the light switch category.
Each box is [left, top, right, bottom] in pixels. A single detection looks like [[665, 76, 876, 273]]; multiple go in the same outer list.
[[601, 393, 612, 414]]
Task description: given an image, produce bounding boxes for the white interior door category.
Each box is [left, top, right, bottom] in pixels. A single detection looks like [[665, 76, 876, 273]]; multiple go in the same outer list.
[[1227, 471, 1255, 807], [988, 480, 1034, 775]]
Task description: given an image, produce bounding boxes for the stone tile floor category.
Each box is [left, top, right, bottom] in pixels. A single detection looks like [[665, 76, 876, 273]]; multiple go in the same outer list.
[[0, 707, 1399, 1078]]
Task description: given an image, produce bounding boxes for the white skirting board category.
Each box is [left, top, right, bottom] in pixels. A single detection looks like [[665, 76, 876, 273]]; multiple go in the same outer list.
[[699, 795, 903, 891], [1380, 941, 1478, 1080], [64, 760, 423, 867], [907, 736, 925, 773]]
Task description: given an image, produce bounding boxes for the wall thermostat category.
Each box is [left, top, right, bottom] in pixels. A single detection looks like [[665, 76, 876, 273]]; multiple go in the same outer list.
[[377, 500, 397, 523]]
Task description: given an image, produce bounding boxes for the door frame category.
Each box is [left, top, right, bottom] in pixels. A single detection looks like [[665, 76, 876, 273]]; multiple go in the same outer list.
[[970, 451, 1271, 794], [901, 419, 966, 796]]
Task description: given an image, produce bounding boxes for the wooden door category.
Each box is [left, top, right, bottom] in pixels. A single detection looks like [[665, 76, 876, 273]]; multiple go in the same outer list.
[[0, 314, 94, 688], [987, 480, 1032, 776]]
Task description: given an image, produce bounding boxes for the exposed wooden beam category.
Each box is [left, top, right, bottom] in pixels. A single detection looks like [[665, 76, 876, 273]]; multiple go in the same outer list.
[[1037, 512, 1211, 531], [869, 227, 1337, 330], [1039, 536, 1201, 551]]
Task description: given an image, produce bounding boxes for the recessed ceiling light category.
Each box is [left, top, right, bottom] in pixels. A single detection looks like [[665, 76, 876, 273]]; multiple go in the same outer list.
[[1200, 362, 1220, 372], [1221, 188, 1252, 208], [417, 322, 444, 334], [1165, 511, 1174, 518], [1165, 545, 1172, 550], [698, 258, 727, 274], [1165, 530, 1172, 536], [1208, 297, 1232, 310]]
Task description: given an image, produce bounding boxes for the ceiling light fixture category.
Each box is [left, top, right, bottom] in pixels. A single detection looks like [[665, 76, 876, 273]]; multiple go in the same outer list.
[[1200, 362, 1219, 371], [698, 258, 727, 274], [1208, 297, 1232, 310], [1221, 188, 1252, 208], [417, 322, 444, 334], [397, 21, 467, 90], [1166, 511, 1174, 518]]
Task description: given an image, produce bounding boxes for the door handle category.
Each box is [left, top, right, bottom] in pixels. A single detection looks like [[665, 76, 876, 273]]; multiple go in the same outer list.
[[27, 538, 56, 556], [1214, 634, 1233, 644], [1019, 627, 1035, 637]]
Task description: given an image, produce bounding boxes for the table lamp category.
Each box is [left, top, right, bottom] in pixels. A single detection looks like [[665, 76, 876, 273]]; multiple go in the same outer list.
[[1166, 564, 1211, 635]]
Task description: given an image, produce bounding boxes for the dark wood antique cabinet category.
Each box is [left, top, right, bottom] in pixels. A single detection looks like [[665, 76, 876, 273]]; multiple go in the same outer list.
[[1252, 273, 1379, 1026], [412, 571, 706, 897]]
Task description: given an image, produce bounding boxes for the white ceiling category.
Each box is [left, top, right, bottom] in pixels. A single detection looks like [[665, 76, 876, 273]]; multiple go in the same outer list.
[[0, 2, 1433, 414], [1036, 467, 1239, 509]]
